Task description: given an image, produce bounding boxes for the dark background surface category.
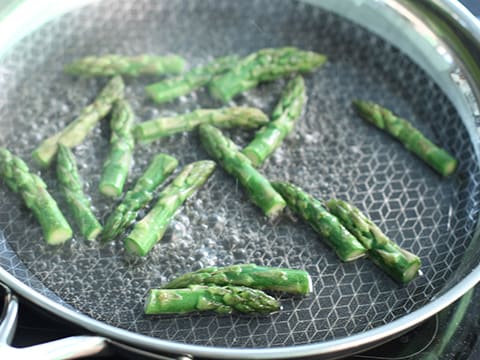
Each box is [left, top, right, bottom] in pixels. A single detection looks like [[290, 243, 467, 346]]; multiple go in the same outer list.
[[461, 0, 480, 15], [2, 1, 480, 359]]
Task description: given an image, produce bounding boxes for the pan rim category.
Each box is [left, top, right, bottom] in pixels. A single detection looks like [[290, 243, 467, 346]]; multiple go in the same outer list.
[[1, 0, 480, 358], [1, 265, 480, 358]]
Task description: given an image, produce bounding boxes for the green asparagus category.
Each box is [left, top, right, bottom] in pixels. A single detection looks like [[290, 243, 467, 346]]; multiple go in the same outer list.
[[101, 153, 178, 242], [32, 76, 125, 167], [134, 107, 268, 142], [327, 199, 421, 283], [353, 100, 457, 176], [271, 181, 367, 262], [0, 148, 72, 245], [125, 160, 215, 256], [198, 124, 286, 218], [99, 99, 135, 197], [144, 285, 280, 314], [64, 54, 186, 77], [209, 47, 326, 102], [242, 75, 306, 167], [163, 264, 312, 295], [56, 145, 102, 240], [145, 55, 238, 104]]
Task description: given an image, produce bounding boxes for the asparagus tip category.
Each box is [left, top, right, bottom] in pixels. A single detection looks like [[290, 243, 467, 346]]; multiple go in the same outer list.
[[313, 53, 328, 67], [352, 99, 368, 112]]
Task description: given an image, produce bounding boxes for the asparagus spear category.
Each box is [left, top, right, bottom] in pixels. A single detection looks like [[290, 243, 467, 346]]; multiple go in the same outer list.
[[125, 160, 215, 256], [198, 124, 286, 218], [242, 76, 306, 167], [327, 199, 421, 283], [64, 54, 186, 77], [32, 76, 125, 167], [353, 100, 457, 176], [271, 181, 367, 262], [56, 145, 102, 240], [209, 47, 326, 102], [145, 285, 280, 314], [99, 99, 135, 197], [145, 55, 238, 104], [101, 153, 178, 242], [163, 264, 312, 295], [134, 107, 268, 142], [0, 148, 72, 245]]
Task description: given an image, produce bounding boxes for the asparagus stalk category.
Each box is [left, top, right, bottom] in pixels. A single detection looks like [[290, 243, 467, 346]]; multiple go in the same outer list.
[[134, 107, 268, 142], [353, 100, 457, 176], [145, 285, 280, 314], [145, 55, 238, 104], [163, 264, 312, 295], [32, 76, 125, 167], [209, 47, 326, 102], [326, 199, 421, 283], [101, 153, 178, 242], [271, 181, 367, 262], [64, 54, 186, 77], [125, 160, 215, 256], [0, 148, 72, 245], [198, 124, 286, 218], [99, 99, 135, 197], [242, 75, 306, 167], [56, 145, 102, 240]]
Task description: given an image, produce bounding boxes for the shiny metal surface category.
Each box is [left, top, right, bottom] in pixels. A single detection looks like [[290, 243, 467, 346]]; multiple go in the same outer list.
[[0, 0, 479, 358], [0, 283, 107, 359]]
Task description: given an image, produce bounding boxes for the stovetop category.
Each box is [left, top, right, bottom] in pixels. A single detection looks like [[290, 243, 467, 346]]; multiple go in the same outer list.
[[2, 1, 480, 359]]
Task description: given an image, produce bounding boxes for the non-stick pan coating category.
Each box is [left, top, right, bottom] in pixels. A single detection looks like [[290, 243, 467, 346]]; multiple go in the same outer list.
[[0, 0, 479, 349]]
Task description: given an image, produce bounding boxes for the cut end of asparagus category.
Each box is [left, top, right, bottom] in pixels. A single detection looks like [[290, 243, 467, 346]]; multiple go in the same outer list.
[[439, 158, 458, 177], [400, 260, 422, 284], [265, 201, 286, 219], [47, 227, 73, 245], [86, 227, 102, 241], [242, 148, 261, 168], [124, 236, 148, 257], [144, 289, 161, 315], [99, 183, 122, 198], [304, 273, 313, 295], [32, 148, 54, 168]]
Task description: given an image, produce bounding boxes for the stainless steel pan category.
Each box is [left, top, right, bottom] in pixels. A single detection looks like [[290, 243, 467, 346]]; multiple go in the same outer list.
[[0, 0, 480, 359]]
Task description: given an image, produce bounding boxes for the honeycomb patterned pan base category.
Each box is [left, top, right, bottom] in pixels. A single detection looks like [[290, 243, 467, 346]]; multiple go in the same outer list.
[[0, 0, 479, 348]]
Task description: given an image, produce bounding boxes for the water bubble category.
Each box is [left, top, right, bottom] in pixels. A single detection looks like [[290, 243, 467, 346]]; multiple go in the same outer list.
[[169, 221, 187, 242]]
